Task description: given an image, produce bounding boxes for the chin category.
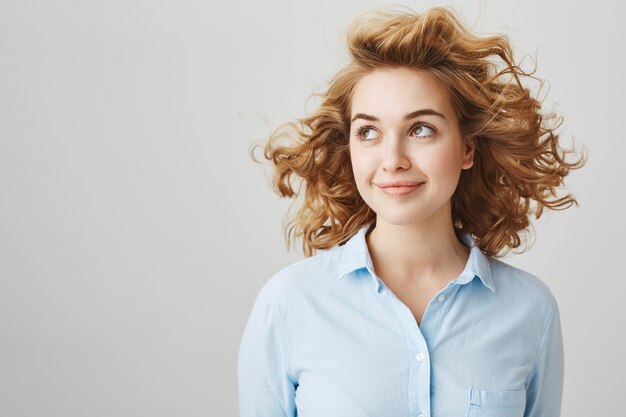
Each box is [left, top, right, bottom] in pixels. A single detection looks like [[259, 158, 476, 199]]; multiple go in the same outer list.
[[372, 207, 433, 226]]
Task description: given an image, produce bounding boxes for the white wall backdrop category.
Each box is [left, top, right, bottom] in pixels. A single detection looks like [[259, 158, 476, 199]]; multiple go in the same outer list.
[[1, 0, 623, 416]]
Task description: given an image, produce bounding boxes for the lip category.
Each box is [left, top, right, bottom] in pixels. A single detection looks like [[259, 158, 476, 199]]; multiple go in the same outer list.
[[376, 181, 425, 196], [376, 180, 423, 187]]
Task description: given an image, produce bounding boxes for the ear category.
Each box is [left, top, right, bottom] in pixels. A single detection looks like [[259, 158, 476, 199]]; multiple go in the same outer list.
[[461, 137, 476, 170]]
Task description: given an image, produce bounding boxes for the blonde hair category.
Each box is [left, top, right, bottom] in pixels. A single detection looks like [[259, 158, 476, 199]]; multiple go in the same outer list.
[[250, 6, 586, 258]]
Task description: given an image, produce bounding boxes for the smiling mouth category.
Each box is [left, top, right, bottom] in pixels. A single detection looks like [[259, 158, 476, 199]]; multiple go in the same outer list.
[[377, 183, 424, 196]]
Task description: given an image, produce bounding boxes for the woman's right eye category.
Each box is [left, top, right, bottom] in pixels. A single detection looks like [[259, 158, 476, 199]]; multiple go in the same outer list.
[[355, 126, 378, 141]]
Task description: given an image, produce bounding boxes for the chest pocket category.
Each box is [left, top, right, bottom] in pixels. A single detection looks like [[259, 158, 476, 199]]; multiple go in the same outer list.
[[466, 388, 526, 417]]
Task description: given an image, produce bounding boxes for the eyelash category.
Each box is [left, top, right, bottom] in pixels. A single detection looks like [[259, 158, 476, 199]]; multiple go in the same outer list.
[[354, 122, 436, 142]]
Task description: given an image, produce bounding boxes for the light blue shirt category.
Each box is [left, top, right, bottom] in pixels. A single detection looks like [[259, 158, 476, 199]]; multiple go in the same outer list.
[[238, 223, 564, 417]]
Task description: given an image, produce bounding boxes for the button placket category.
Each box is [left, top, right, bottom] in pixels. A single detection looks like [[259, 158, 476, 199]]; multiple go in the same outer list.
[[371, 268, 436, 417]]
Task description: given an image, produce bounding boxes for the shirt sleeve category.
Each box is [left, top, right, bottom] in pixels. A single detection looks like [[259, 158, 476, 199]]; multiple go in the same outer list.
[[237, 280, 297, 417], [524, 298, 565, 417]]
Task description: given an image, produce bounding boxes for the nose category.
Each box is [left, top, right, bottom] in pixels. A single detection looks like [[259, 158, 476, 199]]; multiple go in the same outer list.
[[382, 136, 411, 172]]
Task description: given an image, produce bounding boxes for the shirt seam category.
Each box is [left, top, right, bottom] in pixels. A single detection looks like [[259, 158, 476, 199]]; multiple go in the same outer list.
[[525, 300, 556, 388], [267, 279, 298, 385]]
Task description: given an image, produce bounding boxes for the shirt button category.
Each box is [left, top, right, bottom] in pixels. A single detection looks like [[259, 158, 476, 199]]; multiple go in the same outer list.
[[416, 352, 425, 362], [438, 294, 446, 302], [417, 414, 425, 417]]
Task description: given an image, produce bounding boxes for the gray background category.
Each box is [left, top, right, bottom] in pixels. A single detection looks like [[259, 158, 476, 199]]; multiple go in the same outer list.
[[1, 0, 623, 416]]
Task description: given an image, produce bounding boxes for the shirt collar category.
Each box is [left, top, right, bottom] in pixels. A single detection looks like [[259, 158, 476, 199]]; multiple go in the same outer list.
[[336, 223, 495, 293]]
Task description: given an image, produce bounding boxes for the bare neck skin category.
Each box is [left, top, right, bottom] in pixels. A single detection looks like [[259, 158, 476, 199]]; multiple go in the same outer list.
[[365, 202, 470, 286]]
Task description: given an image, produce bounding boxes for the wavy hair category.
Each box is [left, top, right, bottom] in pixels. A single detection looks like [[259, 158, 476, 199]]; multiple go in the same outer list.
[[250, 5, 586, 258]]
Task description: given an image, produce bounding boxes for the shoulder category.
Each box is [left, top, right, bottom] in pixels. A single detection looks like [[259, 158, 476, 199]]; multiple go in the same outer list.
[[488, 257, 559, 316], [262, 245, 343, 304]]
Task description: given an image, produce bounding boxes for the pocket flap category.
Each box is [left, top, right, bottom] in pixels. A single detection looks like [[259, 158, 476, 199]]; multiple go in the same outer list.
[[470, 388, 526, 407]]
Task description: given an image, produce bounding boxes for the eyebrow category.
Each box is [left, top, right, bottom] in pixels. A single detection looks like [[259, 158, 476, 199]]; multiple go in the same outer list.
[[351, 109, 446, 122]]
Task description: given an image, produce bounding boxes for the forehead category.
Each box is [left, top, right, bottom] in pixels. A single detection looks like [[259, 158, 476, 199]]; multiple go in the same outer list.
[[350, 67, 455, 121]]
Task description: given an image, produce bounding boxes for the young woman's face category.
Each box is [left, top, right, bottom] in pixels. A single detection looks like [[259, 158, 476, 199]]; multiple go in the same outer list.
[[349, 67, 475, 227]]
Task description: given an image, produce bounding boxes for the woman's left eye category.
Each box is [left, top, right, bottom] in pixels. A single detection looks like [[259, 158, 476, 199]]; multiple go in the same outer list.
[[411, 124, 435, 138]]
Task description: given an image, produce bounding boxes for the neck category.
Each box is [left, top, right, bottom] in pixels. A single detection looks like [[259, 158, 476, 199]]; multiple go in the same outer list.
[[365, 204, 469, 285]]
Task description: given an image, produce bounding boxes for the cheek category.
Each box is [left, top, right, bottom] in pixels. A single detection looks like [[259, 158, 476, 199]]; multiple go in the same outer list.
[[349, 149, 372, 183], [349, 154, 371, 201], [419, 146, 464, 180]]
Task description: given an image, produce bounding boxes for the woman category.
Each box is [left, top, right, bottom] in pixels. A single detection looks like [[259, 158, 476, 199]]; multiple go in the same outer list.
[[238, 6, 585, 417]]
